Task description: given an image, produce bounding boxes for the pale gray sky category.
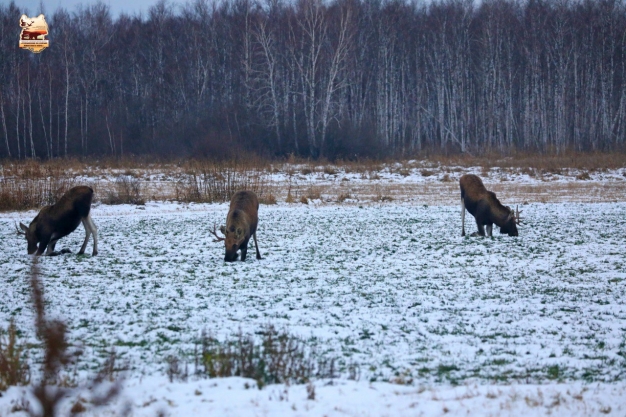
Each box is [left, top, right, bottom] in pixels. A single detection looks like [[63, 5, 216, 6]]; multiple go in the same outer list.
[[8, 0, 187, 18]]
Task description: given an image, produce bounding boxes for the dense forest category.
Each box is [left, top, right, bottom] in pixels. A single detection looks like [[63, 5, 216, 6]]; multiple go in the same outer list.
[[1, 0, 625, 159]]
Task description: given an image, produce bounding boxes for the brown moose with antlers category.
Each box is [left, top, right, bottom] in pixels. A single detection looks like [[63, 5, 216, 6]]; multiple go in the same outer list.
[[211, 190, 262, 262], [460, 174, 522, 237], [17, 186, 98, 255]]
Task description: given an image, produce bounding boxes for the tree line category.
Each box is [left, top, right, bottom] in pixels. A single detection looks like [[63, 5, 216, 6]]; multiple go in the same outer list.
[[1, 0, 625, 160]]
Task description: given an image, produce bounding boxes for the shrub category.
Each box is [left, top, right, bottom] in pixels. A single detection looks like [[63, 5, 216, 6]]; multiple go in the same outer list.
[[0, 319, 30, 391], [305, 186, 322, 201], [103, 175, 145, 205], [285, 189, 295, 203], [440, 173, 452, 182], [0, 162, 79, 211], [337, 193, 352, 203], [576, 171, 591, 180], [260, 193, 277, 205], [323, 166, 337, 175], [200, 325, 336, 388], [0, 178, 76, 211], [175, 160, 268, 203]]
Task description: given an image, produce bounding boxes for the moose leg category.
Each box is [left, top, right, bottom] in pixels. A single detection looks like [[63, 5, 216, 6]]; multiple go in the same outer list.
[[89, 215, 98, 255], [253, 232, 262, 260], [240, 238, 250, 261], [36, 236, 51, 256], [486, 224, 493, 237], [46, 239, 59, 255], [79, 217, 92, 255], [461, 198, 466, 237], [80, 214, 98, 255], [475, 220, 485, 237]]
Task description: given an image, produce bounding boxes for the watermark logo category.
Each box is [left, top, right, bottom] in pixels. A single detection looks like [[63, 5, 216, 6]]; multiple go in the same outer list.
[[19, 14, 49, 53]]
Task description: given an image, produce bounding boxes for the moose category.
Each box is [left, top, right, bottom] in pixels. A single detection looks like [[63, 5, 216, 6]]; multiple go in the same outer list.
[[17, 186, 98, 256], [211, 190, 262, 262], [460, 174, 522, 237]]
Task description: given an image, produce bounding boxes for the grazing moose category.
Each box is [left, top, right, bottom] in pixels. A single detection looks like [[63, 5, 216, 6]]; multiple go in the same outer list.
[[16, 186, 98, 256], [460, 174, 522, 237], [211, 190, 262, 262]]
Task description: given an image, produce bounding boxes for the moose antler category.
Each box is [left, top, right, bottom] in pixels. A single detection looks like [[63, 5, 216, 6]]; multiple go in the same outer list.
[[15, 222, 26, 235], [209, 223, 225, 242], [515, 205, 523, 225]]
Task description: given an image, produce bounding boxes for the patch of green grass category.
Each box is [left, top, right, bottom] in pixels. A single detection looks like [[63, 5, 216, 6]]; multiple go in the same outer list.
[[546, 364, 561, 380], [115, 339, 149, 348]]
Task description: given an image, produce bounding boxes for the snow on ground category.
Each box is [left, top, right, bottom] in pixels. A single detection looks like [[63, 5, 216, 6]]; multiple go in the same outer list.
[[1, 198, 625, 415], [1, 376, 624, 416]]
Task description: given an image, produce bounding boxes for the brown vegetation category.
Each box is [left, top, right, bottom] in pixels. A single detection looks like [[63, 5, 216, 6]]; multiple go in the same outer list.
[[102, 176, 145, 205], [199, 325, 337, 389], [425, 151, 626, 172], [0, 319, 30, 391], [174, 159, 269, 204], [0, 153, 624, 212]]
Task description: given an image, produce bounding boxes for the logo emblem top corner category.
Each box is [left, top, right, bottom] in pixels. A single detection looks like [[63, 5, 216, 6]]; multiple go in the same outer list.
[[19, 14, 49, 53]]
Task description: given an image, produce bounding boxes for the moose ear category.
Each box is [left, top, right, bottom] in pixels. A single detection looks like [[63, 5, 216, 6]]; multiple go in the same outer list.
[[219, 225, 226, 234], [20, 222, 28, 232]]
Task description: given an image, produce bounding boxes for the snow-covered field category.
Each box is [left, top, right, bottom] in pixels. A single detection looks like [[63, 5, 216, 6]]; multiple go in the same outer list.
[[1, 195, 625, 415]]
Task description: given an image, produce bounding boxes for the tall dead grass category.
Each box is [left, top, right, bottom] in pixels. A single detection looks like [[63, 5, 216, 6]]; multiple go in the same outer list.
[[0, 319, 30, 391], [102, 175, 145, 205], [1, 152, 623, 210], [0, 179, 76, 211], [0, 161, 76, 211], [424, 151, 626, 171], [175, 160, 269, 203], [199, 325, 337, 389]]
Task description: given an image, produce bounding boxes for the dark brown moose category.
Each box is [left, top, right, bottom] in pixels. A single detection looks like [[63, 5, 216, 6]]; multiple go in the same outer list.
[[211, 190, 262, 262], [17, 186, 98, 256], [460, 174, 522, 237]]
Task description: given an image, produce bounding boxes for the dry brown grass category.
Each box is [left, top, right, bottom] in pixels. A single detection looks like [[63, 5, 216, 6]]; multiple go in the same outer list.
[[0, 177, 76, 211], [336, 192, 352, 203], [260, 193, 277, 205], [199, 325, 337, 389], [304, 186, 323, 201], [1, 152, 624, 210], [0, 161, 78, 211], [0, 319, 30, 391], [174, 160, 269, 204], [425, 151, 626, 171], [323, 165, 338, 175], [102, 176, 145, 205]]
